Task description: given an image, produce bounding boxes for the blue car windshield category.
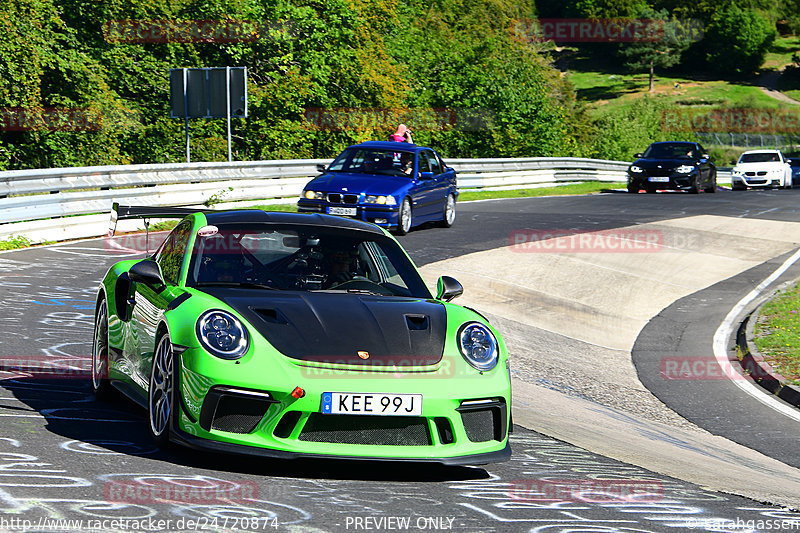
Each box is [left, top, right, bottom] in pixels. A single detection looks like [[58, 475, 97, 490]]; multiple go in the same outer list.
[[186, 224, 431, 297], [643, 143, 697, 159], [328, 148, 415, 177]]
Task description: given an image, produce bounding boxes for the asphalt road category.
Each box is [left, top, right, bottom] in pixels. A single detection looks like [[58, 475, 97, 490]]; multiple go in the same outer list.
[[2, 188, 800, 532]]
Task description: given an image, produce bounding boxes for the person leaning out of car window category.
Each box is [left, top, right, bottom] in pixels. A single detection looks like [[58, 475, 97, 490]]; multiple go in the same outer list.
[[389, 124, 413, 144]]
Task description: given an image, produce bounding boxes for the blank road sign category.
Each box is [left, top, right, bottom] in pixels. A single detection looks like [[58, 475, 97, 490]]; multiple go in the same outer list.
[[170, 67, 247, 119]]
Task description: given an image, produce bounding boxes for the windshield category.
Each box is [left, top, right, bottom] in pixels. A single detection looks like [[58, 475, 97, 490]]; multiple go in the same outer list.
[[186, 224, 430, 298], [642, 143, 697, 159], [738, 152, 781, 164], [327, 147, 415, 177]]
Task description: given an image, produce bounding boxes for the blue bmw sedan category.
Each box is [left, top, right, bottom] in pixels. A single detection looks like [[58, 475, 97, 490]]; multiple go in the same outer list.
[[297, 141, 458, 234]]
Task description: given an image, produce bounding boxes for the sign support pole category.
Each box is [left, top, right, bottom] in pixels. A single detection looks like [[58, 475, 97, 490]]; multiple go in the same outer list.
[[226, 66, 232, 162], [183, 68, 190, 163]]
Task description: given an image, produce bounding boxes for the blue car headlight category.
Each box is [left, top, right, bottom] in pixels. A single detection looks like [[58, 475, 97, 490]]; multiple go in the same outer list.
[[365, 195, 397, 205], [196, 310, 249, 360], [458, 322, 498, 371], [629, 165, 644, 173], [303, 190, 325, 200], [675, 165, 695, 173]]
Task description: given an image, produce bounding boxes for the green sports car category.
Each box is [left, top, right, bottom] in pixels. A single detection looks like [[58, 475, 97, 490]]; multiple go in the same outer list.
[[93, 207, 510, 464]]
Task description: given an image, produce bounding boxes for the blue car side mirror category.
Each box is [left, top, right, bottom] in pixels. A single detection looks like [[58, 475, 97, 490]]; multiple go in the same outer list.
[[419, 171, 434, 180]]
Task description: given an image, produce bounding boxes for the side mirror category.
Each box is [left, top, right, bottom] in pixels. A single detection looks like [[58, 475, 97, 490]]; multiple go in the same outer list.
[[316, 163, 327, 173], [701, 154, 710, 160], [129, 259, 165, 291], [633, 153, 643, 159], [419, 171, 434, 180], [436, 276, 463, 302]]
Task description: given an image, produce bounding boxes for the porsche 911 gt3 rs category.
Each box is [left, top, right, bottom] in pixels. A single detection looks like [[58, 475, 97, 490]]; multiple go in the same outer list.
[[93, 206, 511, 464]]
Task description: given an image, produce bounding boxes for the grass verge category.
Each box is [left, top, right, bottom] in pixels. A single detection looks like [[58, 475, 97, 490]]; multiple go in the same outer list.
[[458, 182, 624, 201], [0, 235, 32, 250], [753, 283, 800, 386]]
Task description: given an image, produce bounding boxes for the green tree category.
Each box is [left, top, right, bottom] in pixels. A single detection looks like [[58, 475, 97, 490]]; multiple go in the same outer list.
[[618, 7, 693, 92], [587, 96, 693, 161], [704, 4, 776, 75]]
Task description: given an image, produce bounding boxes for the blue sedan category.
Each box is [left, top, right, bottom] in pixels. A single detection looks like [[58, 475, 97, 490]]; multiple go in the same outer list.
[[297, 141, 458, 234]]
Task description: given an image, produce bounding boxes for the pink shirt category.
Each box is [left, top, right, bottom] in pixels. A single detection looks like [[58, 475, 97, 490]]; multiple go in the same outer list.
[[389, 134, 408, 142]]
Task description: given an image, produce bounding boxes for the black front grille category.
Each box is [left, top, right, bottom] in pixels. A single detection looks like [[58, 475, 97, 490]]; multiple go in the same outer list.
[[299, 414, 432, 446], [327, 193, 358, 204], [199, 387, 276, 434], [460, 410, 496, 442], [457, 399, 507, 443], [645, 168, 673, 177]]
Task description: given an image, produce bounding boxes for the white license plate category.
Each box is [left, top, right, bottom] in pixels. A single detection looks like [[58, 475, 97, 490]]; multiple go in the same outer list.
[[327, 206, 357, 216], [648, 176, 670, 183], [321, 392, 422, 416]]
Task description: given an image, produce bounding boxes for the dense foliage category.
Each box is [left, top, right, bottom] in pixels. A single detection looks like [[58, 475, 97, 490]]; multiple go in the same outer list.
[[0, 0, 792, 169], [539, 0, 783, 77], [0, 0, 580, 169]]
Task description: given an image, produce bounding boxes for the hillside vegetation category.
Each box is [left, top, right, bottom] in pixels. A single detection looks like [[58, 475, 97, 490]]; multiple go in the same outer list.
[[0, 0, 797, 169]]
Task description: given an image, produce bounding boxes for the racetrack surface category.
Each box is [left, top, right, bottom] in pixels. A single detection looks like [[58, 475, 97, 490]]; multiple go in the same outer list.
[[2, 188, 800, 531]]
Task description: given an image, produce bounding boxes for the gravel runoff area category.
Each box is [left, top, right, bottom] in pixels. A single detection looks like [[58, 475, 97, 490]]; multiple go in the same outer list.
[[420, 214, 800, 436]]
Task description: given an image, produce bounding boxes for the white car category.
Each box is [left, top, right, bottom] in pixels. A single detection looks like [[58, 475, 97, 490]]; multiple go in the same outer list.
[[731, 150, 792, 190]]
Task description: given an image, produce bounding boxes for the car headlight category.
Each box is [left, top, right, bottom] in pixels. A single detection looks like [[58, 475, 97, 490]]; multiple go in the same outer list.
[[675, 165, 695, 173], [196, 310, 249, 360], [629, 165, 644, 173], [364, 195, 397, 205], [732, 168, 743, 176], [303, 190, 324, 200], [458, 322, 498, 371]]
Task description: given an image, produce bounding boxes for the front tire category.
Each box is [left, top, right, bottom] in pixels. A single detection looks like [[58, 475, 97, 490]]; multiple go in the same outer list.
[[704, 175, 716, 193], [395, 198, 412, 235], [689, 178, 700, 194], [627, 183, 639, 193], [91, 299, 112, 400], [440, 194, 456, 227], [149, 334, 176, 448]]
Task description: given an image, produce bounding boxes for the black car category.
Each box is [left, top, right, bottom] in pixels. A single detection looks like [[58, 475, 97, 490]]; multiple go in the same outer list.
[[627, 141, 716, 194]]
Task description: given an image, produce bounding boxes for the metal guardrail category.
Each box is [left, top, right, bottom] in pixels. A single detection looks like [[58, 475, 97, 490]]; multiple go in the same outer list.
[[0, 156, 634, 243]]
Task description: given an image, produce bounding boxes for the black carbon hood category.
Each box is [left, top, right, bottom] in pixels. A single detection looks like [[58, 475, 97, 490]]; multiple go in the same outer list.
[[202, 288, 447, 366]]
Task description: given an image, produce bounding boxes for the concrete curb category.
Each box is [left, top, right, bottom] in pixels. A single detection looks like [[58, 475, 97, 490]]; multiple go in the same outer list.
[[737, 286, 800, 407]]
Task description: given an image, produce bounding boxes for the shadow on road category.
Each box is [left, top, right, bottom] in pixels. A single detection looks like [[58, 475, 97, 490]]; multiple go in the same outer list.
[[0, 374, 490, 483]]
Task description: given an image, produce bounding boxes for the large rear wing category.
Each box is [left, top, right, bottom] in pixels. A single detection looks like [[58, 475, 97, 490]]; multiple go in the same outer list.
[[108, 203, 212, 254], [108, 203, 211, 237]]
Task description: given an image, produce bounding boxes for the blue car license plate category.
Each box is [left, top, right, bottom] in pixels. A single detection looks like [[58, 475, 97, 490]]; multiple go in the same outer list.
[[327, 206, 357, 216]]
